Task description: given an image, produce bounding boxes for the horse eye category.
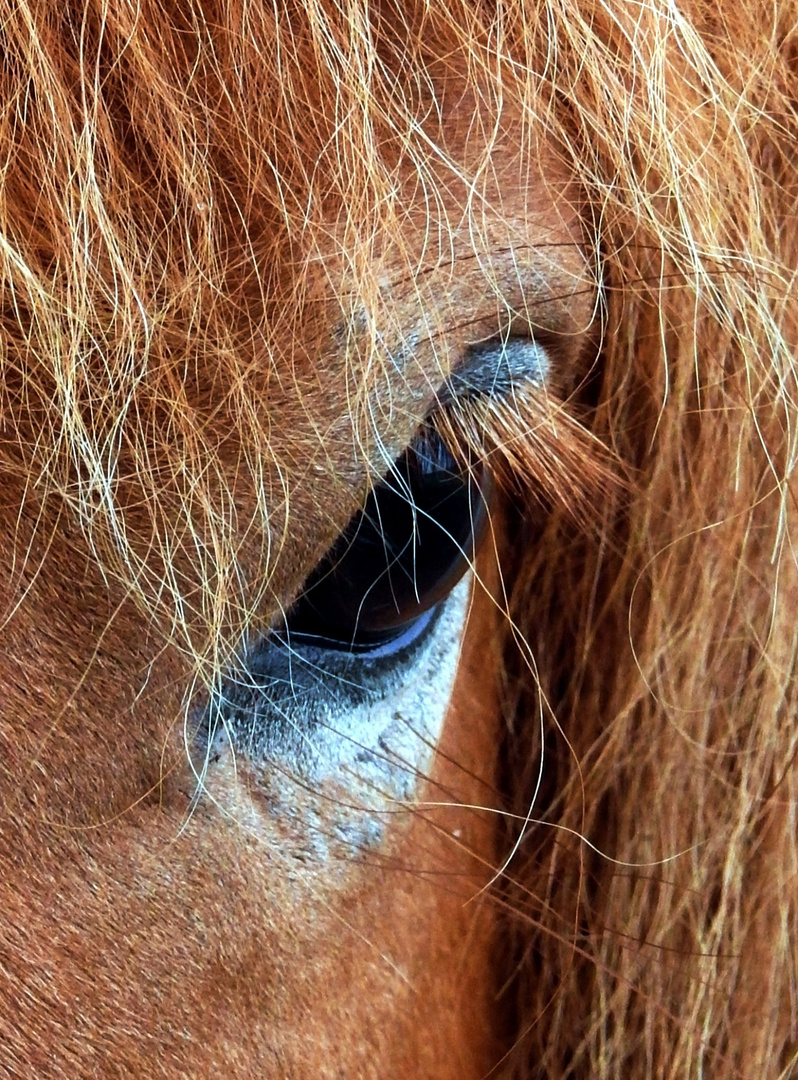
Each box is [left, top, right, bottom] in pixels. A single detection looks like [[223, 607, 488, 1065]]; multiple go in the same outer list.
[[283, 432, 491, 652]]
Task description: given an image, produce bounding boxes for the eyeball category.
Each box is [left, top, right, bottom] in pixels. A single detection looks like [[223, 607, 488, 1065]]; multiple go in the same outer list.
[[282, 431, 492, 652]]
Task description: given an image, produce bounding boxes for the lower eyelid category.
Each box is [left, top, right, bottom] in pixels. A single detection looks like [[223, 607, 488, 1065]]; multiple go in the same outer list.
[[202, 581, 469, 776], [279, 606, 437, 661], [246, 602, 442, 711], [207, 600, 444, 747]]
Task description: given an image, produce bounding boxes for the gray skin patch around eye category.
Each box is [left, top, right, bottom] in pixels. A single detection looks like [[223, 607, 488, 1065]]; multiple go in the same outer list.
[[436, 338, 549, 408], [199, 583, 470, 857]]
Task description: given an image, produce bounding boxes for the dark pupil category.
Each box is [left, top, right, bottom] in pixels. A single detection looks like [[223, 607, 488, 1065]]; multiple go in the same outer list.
[[284, 432, 490, 651]]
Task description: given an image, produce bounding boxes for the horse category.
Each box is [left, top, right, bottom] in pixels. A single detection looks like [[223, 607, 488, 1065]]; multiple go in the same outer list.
[[1, 0, 796, 1076]]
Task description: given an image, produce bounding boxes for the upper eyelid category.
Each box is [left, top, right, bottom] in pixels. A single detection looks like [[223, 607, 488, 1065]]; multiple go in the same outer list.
[[435, 337, 549, 410]]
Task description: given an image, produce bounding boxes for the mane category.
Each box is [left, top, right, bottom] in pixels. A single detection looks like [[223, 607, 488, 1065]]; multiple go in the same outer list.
[[2, 0, 797, 1074]]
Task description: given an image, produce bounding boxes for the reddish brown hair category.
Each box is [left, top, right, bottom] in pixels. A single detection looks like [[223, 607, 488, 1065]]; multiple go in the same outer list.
[[2, 1, 797, 1074]]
